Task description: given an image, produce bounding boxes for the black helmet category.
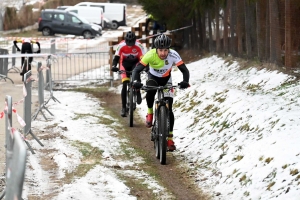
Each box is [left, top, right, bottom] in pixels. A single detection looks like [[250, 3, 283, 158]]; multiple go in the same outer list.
[[125, 31, 136, 46], [154, 34, 171, 49]]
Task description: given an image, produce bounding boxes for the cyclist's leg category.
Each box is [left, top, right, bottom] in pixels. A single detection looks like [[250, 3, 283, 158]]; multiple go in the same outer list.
[[166, 97, 174, 132], [145, 74, 170, 127], [145, 78, 157, 127], [120, 64, 130, 117], [163, 77, 174, 132], [28, 57, 33, 71], [166, 97, 176, 151], [20, 43, 32, 79], [121, 80, 129, 108], [131, 63, 142, 104]]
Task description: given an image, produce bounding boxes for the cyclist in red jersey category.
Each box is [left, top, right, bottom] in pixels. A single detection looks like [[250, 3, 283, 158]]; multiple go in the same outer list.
[[111, 31, 146, 117]]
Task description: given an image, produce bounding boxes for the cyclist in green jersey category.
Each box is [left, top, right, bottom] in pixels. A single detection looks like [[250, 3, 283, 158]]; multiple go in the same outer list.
[[132, 34, 190, 151]]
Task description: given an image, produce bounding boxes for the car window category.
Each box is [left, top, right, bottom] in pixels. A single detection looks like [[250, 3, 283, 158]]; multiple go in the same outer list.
[[78, 4, 87, 6], [70, 16, 81, 24], [53, 13, 65, 21], [43, 12, 53, 20], [69, 12, 90, 24]]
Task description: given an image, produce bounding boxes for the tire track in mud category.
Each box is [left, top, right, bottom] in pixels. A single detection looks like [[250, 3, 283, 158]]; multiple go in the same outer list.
[[99, 82, 211, 200]]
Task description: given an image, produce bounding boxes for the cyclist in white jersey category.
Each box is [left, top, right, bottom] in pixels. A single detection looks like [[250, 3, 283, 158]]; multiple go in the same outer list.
[[132, 34, 189, 151]]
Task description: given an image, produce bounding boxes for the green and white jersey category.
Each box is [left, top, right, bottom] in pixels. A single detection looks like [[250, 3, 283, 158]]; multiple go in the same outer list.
[[140, 49, 183, 78]]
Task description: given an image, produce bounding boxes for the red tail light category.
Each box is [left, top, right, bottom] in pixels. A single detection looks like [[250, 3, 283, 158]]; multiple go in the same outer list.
[[38, 17, 42, 24]]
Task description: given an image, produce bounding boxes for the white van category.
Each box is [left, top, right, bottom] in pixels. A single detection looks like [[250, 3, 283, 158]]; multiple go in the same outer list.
[[74, 2, 126, 29], [65, 6, 104, 28]]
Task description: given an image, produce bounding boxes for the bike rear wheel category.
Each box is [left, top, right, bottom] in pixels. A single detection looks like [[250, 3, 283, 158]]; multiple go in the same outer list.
[[158, 106, 168, 165], [128, 86, 134, 127]]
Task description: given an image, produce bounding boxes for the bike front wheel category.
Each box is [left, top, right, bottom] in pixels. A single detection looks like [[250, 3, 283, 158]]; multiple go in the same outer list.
[[153, 120, 160, 159], [158, 106, 168, 165]]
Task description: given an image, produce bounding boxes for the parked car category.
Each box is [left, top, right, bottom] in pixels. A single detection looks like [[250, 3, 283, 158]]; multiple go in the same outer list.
[[38, 9, 102, 39], [74, 2, 126, 29], [65, 6, 104, 28]]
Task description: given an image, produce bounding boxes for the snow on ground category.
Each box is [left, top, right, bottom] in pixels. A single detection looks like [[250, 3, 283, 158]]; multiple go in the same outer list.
[[23, 90, 170, 200], [170, 55, 300, 200]]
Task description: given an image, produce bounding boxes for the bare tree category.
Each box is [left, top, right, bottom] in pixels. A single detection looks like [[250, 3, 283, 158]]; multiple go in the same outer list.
[[223, 0, 229, 55], [269, 0, 281, 65], [215, 0, 220, 53]]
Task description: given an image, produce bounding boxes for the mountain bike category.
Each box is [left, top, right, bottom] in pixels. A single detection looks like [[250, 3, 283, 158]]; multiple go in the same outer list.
[[141, 84, 177, 165], [118, 70, 137, 127]]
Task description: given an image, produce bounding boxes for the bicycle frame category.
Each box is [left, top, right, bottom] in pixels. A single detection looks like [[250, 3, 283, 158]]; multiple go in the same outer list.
[[118, 70, 137, 127], [142, 85, 176, 165]]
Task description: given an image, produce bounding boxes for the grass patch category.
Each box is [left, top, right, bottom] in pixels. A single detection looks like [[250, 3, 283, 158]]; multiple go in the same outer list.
[[72, 112, 114, 125], [63, 141, 104, 184], [244, 191, 250, 197], [246, 84, 261, 92], [290, 169, 299, 176], [266, 182, 275, 191], [264, 157, 274, 164], [204, 104, 214, 111], [75, 86, 173, 195], [259, 156, 264, 161], [239, 174, 246, 182], [269, 119, 280, 128], [233, 155, 244, 162], [282, 164, 288, 169], [238, 123, 250, 132]]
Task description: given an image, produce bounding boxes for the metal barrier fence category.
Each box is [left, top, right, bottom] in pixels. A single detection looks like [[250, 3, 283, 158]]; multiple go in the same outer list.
[[1, 39, 113, 83], [0, 52, 111, 199], [49, 52, 111, 82], [1, 95, 27, 200], [0, 65, 57, 199], [23, 70, 44, 152], [0, 48, 13, 83], [32, 62, 55, 121]]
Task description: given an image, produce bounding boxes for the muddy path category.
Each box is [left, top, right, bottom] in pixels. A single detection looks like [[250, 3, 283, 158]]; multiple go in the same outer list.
[[95, 81, 210, 200]]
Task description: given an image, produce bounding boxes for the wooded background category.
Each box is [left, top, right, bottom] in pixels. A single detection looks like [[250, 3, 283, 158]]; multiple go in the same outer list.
[[139, 0, 300, 70]]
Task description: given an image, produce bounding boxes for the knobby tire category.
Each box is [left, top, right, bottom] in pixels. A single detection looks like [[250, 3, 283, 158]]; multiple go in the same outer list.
[[158, 105, 168, 165], [128, 86, 134, 127], [154, 119, 160, 159]]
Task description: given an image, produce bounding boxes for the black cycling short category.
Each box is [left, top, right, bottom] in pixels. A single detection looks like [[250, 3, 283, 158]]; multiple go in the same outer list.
[[146, 73, 170, 86]]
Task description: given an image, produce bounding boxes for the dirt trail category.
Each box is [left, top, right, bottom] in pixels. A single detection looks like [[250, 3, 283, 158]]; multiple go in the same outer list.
[[97, 81, 210, 200]]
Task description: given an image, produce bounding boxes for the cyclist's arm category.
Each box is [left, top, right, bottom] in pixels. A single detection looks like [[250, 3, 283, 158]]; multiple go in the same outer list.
[[177, 63, 189, 83], [112, 55, 120, 67], [13, 40, 21, 51], [33, 41, 41, 49], [132, 62, 145, 81], [33, 41, 41, 53]]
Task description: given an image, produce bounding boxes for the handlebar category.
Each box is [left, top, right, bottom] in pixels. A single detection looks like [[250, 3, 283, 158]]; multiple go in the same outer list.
[[118, 70, 132, 75], [141, 84, 178, 91]]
